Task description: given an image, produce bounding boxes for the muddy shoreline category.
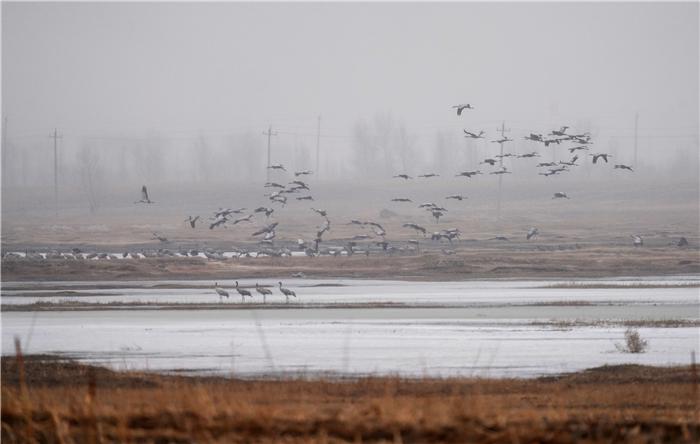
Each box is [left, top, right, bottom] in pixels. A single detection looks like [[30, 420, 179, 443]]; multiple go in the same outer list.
[[3, 246, 699, 282]]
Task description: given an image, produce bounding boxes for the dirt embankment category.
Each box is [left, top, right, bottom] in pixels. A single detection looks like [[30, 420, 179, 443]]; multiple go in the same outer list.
[[3, 246, 699, 282]]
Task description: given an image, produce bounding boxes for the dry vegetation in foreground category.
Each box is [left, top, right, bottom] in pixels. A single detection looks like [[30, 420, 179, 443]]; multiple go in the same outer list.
[[2, 355, 699, 443]]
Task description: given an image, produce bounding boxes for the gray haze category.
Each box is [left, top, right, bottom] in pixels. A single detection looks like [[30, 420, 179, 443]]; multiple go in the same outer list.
[[1, 2, 698, 201]]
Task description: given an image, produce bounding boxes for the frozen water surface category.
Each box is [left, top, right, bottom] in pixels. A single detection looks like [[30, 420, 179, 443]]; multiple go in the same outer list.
[[2, 277, 699, 378], [2, 276, 699, 306]]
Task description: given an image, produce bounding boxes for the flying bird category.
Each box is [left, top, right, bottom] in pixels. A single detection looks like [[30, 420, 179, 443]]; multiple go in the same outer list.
[[151, 232, 168, 243], [446, 194, 467, 201], [403, 223, 427, 236], [254, 207, 275, 218], [268, 164, 286, 171], [543, 138, 562, 147], [559, 155, 579, 166], [526, 227, 539, 240], [393, 174, 412, 180], [481, 159, 497, 166], [294, 170, 313, 176], [456, 170, 482, 178], [491, 137, 513, 144], [614, 164, 634, 171], [549, 126, 569, 136], [463, 130, 485, 139], [185, 215, 200, 229], [371, 225, 386, 237], [289, 180, 310, 189], [490, 167, 511, 175], [209, 217, 228, 230], [391, 198, 412, 202], [135, 185, 154, 204], [418, 173, 440, 178], [311, 208, 327, 217], [552, 192, 570, 199], [252, 222, 278, 236], [453, 103, 474, 115], [232, 214, 254, 225], [590, 153, 612, 164], [270, 195, 287, 206], [518, 152, 540, 158], [524, 133, 544, 142]]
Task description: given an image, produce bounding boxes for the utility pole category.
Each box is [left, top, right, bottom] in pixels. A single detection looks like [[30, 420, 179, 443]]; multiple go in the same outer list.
[[496, 121, 510, 222], [315, 115, 321, 179], [50, 128, 62, 217], [633, 112, 639, 167], [262, 125, 277, 182], [2, 116, 7, 185]]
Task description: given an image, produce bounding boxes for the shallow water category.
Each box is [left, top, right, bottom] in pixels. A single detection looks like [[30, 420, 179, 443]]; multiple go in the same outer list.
[[2, 276, 699, 378], [2, 276, 699, 306]]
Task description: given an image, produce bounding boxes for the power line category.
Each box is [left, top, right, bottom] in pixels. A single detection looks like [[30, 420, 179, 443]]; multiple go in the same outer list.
[[262, 125, 278, 182], [2, 116, 7, 183], [49, 128, 62, 217], [316, 115, 321, 179], [496, 121, 510, 222], [634, 112, 639, 167]]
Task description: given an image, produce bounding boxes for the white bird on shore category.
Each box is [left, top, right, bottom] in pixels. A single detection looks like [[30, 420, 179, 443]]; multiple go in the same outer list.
[[632, 235, 643, 247]]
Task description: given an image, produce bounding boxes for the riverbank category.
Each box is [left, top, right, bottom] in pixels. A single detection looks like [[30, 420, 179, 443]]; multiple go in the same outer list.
[[3, 245, 699, 282]]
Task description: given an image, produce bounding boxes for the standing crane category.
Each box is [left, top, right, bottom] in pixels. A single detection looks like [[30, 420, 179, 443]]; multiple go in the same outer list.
[[235, 281, 252, 302], [278, 281, 297, 303], [255, 283, 273, 304], [214, 282, 229, 302]]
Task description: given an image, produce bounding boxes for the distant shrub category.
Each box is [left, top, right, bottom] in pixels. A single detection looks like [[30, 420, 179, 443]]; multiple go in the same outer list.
[[616, 328, 649, 353]]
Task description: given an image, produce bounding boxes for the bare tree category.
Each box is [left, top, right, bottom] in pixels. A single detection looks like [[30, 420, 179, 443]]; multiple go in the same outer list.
[[394, 122, 416, 173]]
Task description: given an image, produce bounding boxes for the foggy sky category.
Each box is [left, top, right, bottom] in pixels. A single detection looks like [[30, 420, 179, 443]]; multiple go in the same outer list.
[[2, 1, 698, 185]]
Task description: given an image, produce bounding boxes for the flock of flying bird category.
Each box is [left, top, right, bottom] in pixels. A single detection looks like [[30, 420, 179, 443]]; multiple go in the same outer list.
[[131, 103, 643, 301], [379, 104, 637, 241]]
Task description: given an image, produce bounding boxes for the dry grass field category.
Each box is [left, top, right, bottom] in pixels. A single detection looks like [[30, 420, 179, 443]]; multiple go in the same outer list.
[[2, 354, 699, 443]]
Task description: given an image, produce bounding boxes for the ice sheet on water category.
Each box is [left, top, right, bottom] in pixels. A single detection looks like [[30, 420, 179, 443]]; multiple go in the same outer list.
[[2, 306, 698, 378]]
